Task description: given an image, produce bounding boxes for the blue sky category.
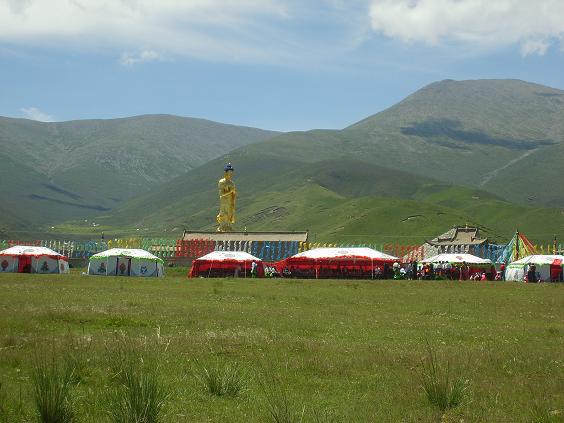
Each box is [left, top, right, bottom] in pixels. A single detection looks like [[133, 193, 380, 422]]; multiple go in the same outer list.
[[1, 0, 564, 131]]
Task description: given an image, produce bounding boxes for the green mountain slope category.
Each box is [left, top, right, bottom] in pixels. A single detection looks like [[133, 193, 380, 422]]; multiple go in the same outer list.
[[92, 79, 564, 244], [346, 79, 564, 206], [93, 155, 563, 244], [0, 115, 278, 229], [243, 79, 564, 207]]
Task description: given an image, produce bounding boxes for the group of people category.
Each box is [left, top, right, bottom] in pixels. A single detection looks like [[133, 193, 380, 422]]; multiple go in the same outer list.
[[399, 261, 498, 281], [228, 260, 562, 282]]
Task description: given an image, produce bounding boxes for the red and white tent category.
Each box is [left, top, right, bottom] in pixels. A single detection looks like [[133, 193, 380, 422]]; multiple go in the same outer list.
[[0, 246, 69, 274], [506, 255, 564, 282], [277, 247, 398, 279], [189, 251, 264, 278]]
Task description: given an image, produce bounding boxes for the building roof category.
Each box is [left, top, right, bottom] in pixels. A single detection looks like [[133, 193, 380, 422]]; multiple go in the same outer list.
[[426, 225, 488, 246], [182, 230, 308, 242]]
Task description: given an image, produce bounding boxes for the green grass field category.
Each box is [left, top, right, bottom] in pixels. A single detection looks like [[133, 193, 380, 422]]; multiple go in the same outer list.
[[0, 271, 562, 422]]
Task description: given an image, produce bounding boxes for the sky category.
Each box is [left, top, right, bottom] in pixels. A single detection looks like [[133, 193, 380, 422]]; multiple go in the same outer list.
[[1, 0, 564, 132]]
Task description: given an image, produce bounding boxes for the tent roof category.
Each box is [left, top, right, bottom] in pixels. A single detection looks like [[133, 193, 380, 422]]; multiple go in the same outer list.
[[195, 251, 262, 262], [89, 248, 163, 262], [508, 255, 564, 267], [289, 247, 398, 260], [423, 253, 492, 265], [0, 245, 64, 257]]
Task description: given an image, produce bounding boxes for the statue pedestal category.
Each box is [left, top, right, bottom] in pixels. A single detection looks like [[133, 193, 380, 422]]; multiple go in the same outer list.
[[173, 230, 309, 266], [182, 230, 308, 242]]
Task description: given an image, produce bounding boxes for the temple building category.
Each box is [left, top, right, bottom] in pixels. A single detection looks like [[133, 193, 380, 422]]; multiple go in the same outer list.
[[421, 225, 489, 258]]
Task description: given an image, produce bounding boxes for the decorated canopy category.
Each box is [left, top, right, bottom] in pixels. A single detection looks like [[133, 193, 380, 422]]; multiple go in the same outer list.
[[0, 246, 69, 274], [189, 251, 263, 278], [88, 248, 164, 277], [277, 247, 399, 279], [506, 255, 564, 282], [497, 231, 536, 264], [422, 253, 492, 265]]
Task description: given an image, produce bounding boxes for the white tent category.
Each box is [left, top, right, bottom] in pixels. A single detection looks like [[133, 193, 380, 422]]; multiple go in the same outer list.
[[0, 246, 69, 274], [506, 255, 564, 282], [289, 247, 398, 260], [88, 248, 164, 277], [423, 253, 492, 265]]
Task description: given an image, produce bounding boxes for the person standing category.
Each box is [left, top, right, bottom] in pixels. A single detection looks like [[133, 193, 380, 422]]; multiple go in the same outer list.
[[527, 264, 538, 283], [251, 261, 258, 278]]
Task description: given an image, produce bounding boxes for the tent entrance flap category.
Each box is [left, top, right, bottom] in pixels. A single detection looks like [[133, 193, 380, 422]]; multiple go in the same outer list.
[[18, 256, 32, 273], [116, 257, 132, 276]]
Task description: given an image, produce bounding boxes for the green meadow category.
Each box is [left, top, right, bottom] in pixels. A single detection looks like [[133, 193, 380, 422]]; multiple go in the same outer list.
[[0, 271, 562, 422]]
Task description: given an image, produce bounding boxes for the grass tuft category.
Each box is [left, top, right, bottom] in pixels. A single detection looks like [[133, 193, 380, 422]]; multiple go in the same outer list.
[[62, 333, 92, 385], [194, 361, 248, 397], [531, 404, 563, 423], [31, 354, 75, 423], [420, 343, 468, 413], [106, 336, 167, 423], [260, 370, 305, 423], [0, 380, 6, 420]]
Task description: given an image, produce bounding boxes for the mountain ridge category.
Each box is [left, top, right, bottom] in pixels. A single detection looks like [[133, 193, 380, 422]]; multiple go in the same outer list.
[[86, 79, 564, 243], [0, 114, 279, 229]]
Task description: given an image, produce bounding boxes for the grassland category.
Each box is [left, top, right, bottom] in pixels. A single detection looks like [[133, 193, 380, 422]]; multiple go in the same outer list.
[[1, 271, 563, 422]]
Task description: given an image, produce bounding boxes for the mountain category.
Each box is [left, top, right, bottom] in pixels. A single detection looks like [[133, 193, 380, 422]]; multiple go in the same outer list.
[[93, 156, 563, 244], [0, 115, 278, 230], [92, 79, 564, 244], [236, 79, 564, 207], [347, 79, 564, 207]]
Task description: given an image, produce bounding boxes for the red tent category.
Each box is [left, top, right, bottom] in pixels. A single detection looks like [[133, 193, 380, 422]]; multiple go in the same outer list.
[[189, 251, 264, 278], [276, 247, 399, 279]]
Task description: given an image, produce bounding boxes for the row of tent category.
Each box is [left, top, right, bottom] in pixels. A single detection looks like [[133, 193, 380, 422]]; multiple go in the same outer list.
[[1, 246, 563, 282], [0, 246, 164, 277]]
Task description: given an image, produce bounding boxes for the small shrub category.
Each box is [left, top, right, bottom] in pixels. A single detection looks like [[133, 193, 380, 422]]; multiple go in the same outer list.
[[31, 355, 74, 423], [194, 361, 248, 397], [420, 344, 468, 412]]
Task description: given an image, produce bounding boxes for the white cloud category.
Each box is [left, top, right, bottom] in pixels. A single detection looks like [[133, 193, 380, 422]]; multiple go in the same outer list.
[[520, 40, 549, 57], [20, 107, 54, 122], [0, 1, 375, 66], [0, 0, 294, 63], [369, 0, 564, 55], [120, 50, 161, 66]]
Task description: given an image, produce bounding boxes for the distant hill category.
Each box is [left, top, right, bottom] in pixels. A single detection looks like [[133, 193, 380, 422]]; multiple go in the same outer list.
[[347, 79, 564, 207], [247, 79, 564, 207], [94, 156, 563, 244], [92, 79, 564, 244], [0, 115, 278, 231]]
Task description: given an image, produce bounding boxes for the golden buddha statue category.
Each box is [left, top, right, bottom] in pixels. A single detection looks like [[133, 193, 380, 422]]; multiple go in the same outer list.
[[216, 163, 237, 231]]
